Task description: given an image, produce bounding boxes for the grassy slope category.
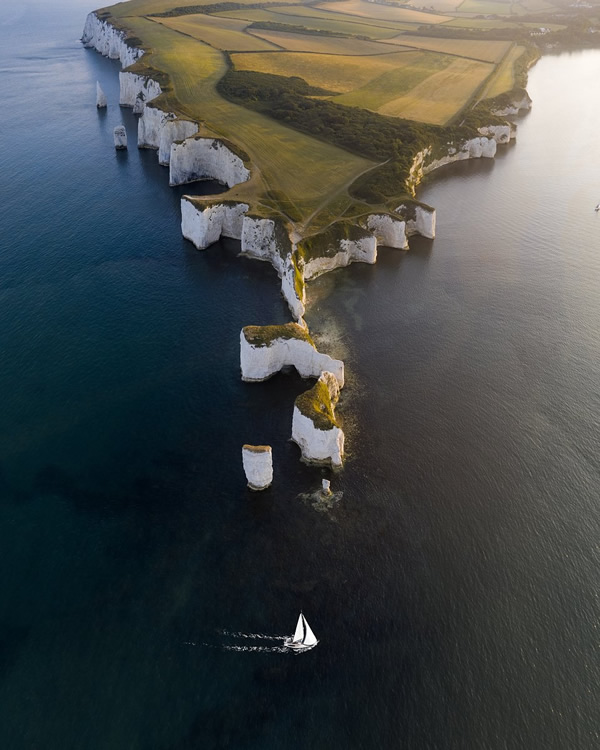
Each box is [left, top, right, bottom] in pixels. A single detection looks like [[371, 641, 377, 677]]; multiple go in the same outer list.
[[114, 15, 374, 223], [247, 29, 402, 54]]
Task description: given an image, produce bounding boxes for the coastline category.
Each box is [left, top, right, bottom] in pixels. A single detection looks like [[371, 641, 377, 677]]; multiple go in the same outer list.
[[81, 10, 530, 473]]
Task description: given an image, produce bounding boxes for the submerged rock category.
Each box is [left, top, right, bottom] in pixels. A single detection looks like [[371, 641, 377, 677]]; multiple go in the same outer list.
[[242, 445, 273, 491]]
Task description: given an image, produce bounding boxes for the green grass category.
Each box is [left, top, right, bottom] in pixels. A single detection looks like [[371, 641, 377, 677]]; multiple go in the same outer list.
[[295, 378, 339, 430], [243, 322, 313, 347]]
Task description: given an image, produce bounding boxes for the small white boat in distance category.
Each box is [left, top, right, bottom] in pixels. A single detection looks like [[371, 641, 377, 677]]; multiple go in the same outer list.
[[285, 613, 318, 652]]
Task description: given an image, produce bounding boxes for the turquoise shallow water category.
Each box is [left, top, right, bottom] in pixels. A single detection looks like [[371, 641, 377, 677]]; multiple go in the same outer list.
[[1, 3, 599, 747]]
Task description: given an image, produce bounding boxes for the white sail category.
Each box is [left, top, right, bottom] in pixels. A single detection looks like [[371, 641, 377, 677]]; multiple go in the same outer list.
[[301, 614, 318, 647], [292, 614, 304, 643]]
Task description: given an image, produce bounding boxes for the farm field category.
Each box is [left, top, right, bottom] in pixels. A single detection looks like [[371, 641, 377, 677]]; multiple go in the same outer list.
[[382, 35, 512, 63], [248, 30, 404, 54], [115, 16, 374, 221], [316, 1, 453, 25], [456, 0, 525, 14], [231, 50, 416, 93], [327, 51, 455, 110], [219, 5, 417, 34], [151, 14, 279, 51], [377, 57, 494, 123], [480, 44, 527, 99]]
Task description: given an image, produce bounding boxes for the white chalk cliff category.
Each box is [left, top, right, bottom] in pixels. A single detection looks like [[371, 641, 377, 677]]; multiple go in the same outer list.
[[169, 137, 250, 188], [119, 71, 161, 108], [242, 445, 273, 490], [241, 324, 344, 386], [181, 199, 249, 250], [82, 13, 142, 68], [363, 214, 408, 250], [302, 234, 377, 280], [292, 372, 344, 468], [396, 204, 436, 240], [241, 216, 305, 321], [138, 105, 199, 165]]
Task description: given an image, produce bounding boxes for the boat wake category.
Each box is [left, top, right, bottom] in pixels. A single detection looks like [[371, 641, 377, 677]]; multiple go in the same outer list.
[[219, 630, 287, 641]]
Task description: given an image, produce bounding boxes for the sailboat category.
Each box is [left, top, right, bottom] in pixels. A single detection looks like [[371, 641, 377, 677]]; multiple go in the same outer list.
[[595, 203, 600, 212], [285, 613, 318, 652]]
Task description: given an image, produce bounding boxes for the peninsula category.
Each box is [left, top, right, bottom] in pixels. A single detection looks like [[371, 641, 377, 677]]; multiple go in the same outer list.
[[82, 0, 599, 470]]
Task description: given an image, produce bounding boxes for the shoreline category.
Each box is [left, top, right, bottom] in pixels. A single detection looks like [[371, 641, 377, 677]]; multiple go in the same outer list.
[[81, 10, 531, 475]]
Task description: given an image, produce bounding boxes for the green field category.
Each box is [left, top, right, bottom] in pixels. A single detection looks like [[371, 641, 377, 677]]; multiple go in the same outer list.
[[231, 50, 415, 93], [316, 0, 453, 25], [219, 6, 418, 34], [480, 44, 526, 99], [248, 29, 402, 54], [152, 14, 279, 51], [382, 34, 512, 63], [377, 56, 494, 123]]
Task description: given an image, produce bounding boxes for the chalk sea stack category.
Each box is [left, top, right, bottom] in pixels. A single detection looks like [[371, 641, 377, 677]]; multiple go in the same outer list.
[[242, 445, 273, 491]]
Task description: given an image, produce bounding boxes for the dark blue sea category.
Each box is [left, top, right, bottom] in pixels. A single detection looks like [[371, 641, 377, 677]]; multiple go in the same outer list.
[[0, 2, 599, 747]]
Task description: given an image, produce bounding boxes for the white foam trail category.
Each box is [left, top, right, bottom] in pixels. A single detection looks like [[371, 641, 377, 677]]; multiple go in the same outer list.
[[222, 645, 289, 653], [219, 630, 287, 641]]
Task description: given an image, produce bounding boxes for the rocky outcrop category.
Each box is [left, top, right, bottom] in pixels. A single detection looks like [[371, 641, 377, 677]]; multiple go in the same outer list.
[[241, 217, 305, 320], [119, 71, 161, 108], [96, 82, 107, 108], [82, 12, 142, 68], [478, 123, 515, 143], [242, 445, 273, 490], [169, 137, 250, 188], [241, 323, 344, 386], [114, 125, 127, 150], [363, 214, 408, 250], [182, 199, 249, 249], [491, 91, 532, 117], [292, 372, 344, 468]]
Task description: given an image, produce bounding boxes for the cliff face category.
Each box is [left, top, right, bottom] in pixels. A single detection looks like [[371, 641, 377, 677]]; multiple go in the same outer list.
[[363, 214, 408, 250], [119, 71, 162, 108], [302, 235, 377, 280], [241, 217, 306, 321], [406, 136, 498, 195], [82, 13, 141, 68], [138, 105, 198, 165], [181, 199, 249, 249], [292, 372, 344, 468], [240, 324, 344, 386], [169, 138, 250, 188]]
